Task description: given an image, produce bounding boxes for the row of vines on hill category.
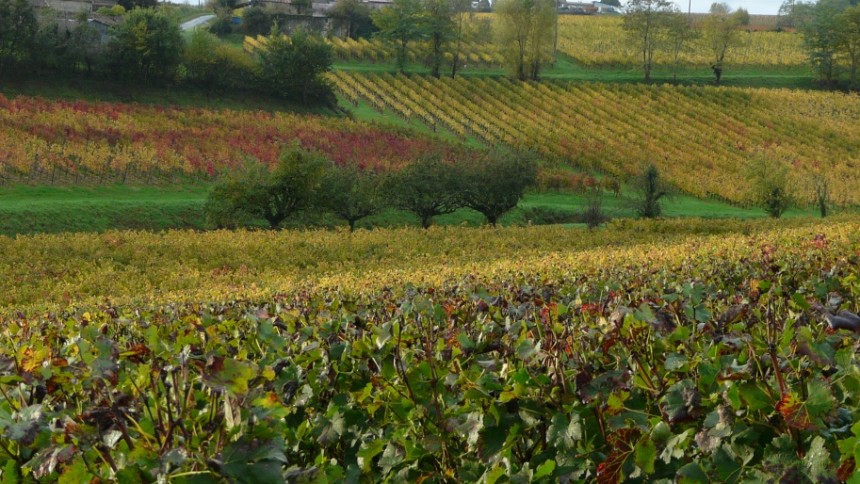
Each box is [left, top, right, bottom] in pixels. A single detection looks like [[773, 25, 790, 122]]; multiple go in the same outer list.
[[332, 72, 860, 205], [0, 95, 467, 184], [0, 221, 860, 481]]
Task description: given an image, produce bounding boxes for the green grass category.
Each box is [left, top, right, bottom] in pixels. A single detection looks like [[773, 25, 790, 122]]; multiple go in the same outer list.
[[0, 184, 833, 236]]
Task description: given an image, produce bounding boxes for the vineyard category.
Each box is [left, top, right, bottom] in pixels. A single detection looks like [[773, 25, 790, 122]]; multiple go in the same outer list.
[[0, 95, 467, 184], [1, 219, 860, 481], [556, 15, 805, 68], [332, 72, 860, 205]]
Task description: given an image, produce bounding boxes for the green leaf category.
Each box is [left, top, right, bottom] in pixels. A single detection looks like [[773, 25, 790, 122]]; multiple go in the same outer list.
[[357, 439, 386, 472], [804, 436, 830, 480], [738, 382, 773, 412], [676, 462, 708, 483], [547, 412, 582, 449], [665, 353, 689, 371], [634, 437, 657, 475], [534, 459, 556, 479], [202, 356, 258, 395]]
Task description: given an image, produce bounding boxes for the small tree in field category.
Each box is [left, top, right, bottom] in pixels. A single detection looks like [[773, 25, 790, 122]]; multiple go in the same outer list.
[[747, 152, 793, 218], [205, 146, 328, 229], [387, 154, 463, 228], [812, 173, 830, 218], [320, 164, 385, 231], [581, 186, 609, 229], [461, 150, 537, 226], [632, 164, 670, 218]]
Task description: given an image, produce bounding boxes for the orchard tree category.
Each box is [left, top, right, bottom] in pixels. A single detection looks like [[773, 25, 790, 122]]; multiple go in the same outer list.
[[495, 0, 556, 81], [622, 0, 676, 82], [108, 8, 183, 84], [320, 164, 385, 231], [460, 151, 537, 226], [372, 0, 424, 73], [386, 155, 463, 228], [205, 146, 328, 229], [702, 2, 745, 85]]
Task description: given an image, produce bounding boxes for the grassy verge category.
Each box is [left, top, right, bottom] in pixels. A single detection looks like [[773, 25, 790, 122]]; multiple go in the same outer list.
[[0, 184, 833, 236]]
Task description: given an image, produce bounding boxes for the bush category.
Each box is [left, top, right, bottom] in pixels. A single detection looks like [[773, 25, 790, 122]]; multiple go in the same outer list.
[[242, 6, 274, 36], [521, 207, 580, 225], [580, 186, 609, 229], [183, 29, 257, 92], [108, 8, 183, 84], [632, 164, 670, 219], [747, 152, 793, 218]]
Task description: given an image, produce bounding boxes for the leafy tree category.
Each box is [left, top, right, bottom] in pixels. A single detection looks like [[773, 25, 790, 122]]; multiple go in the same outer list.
[[837, 5, 860, 88], [183, 29, 256, 94], [664, 11, 696, 82], [205, 146, 328, 229], [242, 7, 275, 36], [329, 0, 375, 39], [795, 0, 851, 86], [449, 0, 472, 77], [702, 2, 744, 85], [460, 151, 537, 226], [257, 29, 335, 106], [747, 152, 793, 218], [108, 8, 184, 84], [777, 0, 798, 29], [811, 173, 830, 218], [68, 22, 103, 76], [622, 0, 676, 82], [387, 155, 463, 228], [632, 164, 670, 218], [423, 0, 455, 78], [116, 0, 157, 10], [320, 164, 385, 230], [372, 0, 424, 73], [0, 0, 37, 76], [495, 0, 556, 81]]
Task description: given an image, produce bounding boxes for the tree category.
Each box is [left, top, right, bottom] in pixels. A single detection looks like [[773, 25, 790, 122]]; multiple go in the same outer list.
[[204, 146, 328, 229], [320, 164, 385, 231], [664, 11, 696, 82], [329, 0, 375, 39], [837, 5, 860, 88], [811, 173, 830, 218], [257, 29, 335, 106], [495, 0, 556, 81], [0, 0, 38, 77], [183, 29, 256, 94], [242, 7, 275, 37], [796, 0, 851, 86], [632, 164, 670, 218], [702, 2, 744, 85], [622, 0, 675, 82], [372, 0, 424, 73], [108, 8, 184, 84], [449, 0, 471, 77], [777, 0, 798, 29], [580, 186, 609, 229], [423, 0, 455, 78], [747, 152, 793, 218], [116, 0, 157, 10], [387, 155, 463, 228], [460, 151, 537, 226]]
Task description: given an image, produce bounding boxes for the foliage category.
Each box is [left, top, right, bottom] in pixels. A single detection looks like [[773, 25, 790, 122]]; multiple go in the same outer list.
[[204, 146, 328, 229], [702, 3, 746, 85], [460, 150, 537, 226], [581, 186, 609, 229], [108, 8, 184, 85], [242, 6, 275, 37], [796, 0, 852, 86], [423, 0, 455, 77], [747, 151, 793, 218], [0, 0, 37, 76], [183, 29, 256, 93], [494, 0, 556, 80], [320, 164, 385, 230], [330, 0, 375, 39], [622, 0, 677, 81], [632, 164, 670, 218], [372, 0, 425, 72], [386, 154, 464, 228], [257, 29, 335, 106], [116, 0, 157, 10], [1, 220, 860, 480]]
